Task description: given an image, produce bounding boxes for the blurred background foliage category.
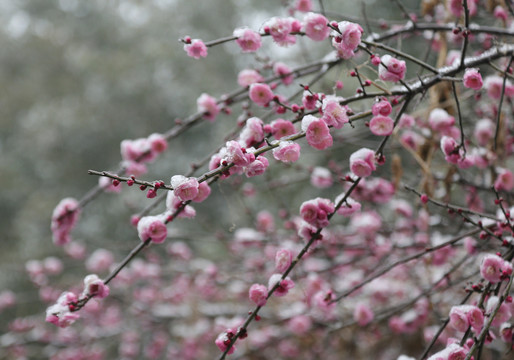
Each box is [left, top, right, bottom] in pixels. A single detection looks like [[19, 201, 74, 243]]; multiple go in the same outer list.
[[0, 0, 429, 353]]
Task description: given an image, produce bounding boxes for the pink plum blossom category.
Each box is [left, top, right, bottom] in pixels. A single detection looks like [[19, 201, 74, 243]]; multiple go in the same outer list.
[[51, 198, 80, 246], [372, 100, 392, 116], [171, 175, 200, 201], [440, 136, 461, 164], [237, 69, 264, 87], [349, 148, 376, 177], [166, 191, 196, 219], [263, 17, 297, 46], [379, 55, 407, 82], [321, 98, 349, 129], [480, 254, 512, 283], [270, 119, 296, 139], [463, 68, 483, 90], [120, 138, 152, 163], [215, 330, 236, 354], [148, 133, 167, 154], [494, 168, 514, 191], [303, 13, 329, 41], [45, 292, 80, 328], [224, 140, 255, 167], [302, 115, 333, 150], [447, 0, 477, 18], [191, 181, 211, 203], [295, 0, 312, 12], [331, 21, 363, 59], [272, 141, 301, 163], [233, 27, 262, 53], [249, 83, 274, 106], [486, 296, 512, 327], [245, 155, 269, 177], [449, 306, 469, 333], [137, 215, 167, 244], [494, 5, 509, 21], [82, 274, 110, 299], [275, 249, 293, 272], [302, 90, 319, 110], [183, 39, 208, 59], [268, 274, 295, 297], [249, 284, 268, 306], [369, 115, 394, 136], [240, 117, 264, 147], [98, 176, 122, 194], [300, 197, 335, 228], [197, 93, 220, 122]]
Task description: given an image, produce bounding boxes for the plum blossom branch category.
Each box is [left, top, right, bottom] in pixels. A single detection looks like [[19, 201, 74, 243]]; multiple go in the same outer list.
[[463, 273, 514, 360], [331, 227, 489, 304], [493, 55, 514, 151]]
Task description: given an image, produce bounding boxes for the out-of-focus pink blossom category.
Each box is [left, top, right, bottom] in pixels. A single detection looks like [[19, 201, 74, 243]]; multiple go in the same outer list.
[[268, 274, 295, 297], [197, 93, 220, 122], [263, 17, 297, 46], [82, 274, 109, 299], [463, 68, 483, 90], [51, 198, 80, 246], [240, 117, 264, 147], [249, 284, 268, 306], [310, 167, 333, 188], [494, 168, 514, 191], [275, 249, 293, 272], [354, 303, 374, 326], [335, 196, 361, 216], [45, 292, 80, 328], [428, 108, 455, 133], [86, 249, 114, 273], [273, 62, 294, 85], [233, 27, 262, 53], [295, 0, 312, 12], [249, 83, 274, 106], [303, 12, 329, 41], [237, 69, 264, 87]]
